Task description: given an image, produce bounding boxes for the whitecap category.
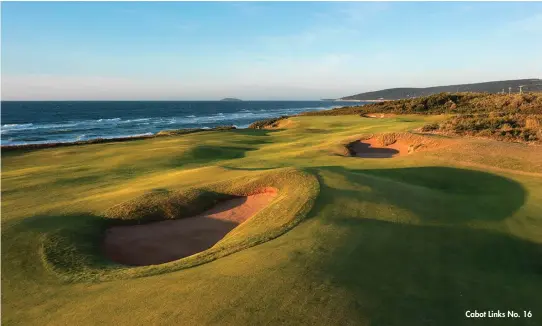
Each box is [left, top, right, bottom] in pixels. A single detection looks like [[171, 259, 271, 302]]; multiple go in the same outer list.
[[122, 118, 151, 123], [2, 123, 34, 130], [96, 118, 121, 123]]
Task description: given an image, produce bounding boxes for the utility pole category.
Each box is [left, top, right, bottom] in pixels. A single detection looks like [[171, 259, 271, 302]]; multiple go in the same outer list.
[[516, 83, 542, 95]]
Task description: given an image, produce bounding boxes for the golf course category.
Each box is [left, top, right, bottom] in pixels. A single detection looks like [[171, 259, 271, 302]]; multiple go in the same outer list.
[[2, 110, 542, 325]]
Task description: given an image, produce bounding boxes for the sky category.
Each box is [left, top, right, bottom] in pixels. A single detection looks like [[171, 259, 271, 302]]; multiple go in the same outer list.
[[1, 1, 542, 100]]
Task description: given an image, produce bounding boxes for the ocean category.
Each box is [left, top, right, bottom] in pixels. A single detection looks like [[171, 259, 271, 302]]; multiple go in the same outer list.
[[0, 101, 365, 146]]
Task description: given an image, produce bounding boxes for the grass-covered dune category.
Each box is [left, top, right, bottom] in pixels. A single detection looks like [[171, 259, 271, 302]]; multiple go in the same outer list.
[[305, 92, 542, 116], [2, 114, 542, 325], [301, 92, 542, 143]]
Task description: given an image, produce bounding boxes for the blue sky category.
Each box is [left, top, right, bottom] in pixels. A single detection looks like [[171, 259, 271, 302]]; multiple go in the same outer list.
[[2, 1, 542, 100]]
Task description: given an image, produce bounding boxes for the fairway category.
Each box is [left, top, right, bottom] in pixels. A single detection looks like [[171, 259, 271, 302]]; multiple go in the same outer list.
[[2, 115, 542, 325]]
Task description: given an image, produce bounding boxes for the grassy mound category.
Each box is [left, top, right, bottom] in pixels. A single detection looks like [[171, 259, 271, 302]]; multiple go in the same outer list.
[[295, 92, 542, 144], [37, 168, 319, 282], [104, 189, 238, 224], [248, 115, 290, 129], [344, 132, 454, 157]]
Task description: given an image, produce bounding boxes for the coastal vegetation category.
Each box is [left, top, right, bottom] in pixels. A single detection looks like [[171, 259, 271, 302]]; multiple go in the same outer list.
[[421, 113, 542, 142], [300, 92, 542, 143], [303, 92, 542, 116], [248, 115, 290, 129], [2, 112, 541, 325]]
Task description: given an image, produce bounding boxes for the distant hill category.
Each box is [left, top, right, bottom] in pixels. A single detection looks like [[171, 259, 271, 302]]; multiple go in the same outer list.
[[220, 98, 242, 102], [341, 79, 542, 101]]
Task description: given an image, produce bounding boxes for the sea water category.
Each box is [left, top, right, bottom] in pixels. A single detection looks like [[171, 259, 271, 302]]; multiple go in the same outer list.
[[1, 101, 365, 146]]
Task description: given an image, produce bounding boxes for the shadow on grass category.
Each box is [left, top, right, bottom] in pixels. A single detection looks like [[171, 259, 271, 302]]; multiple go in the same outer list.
[[3, 188, 255, 275], [232, 129, 278, 137], [312, 166, 526, 223], [349, 141, 400, 158], [168, 145, 257, 167], [2, 213, 116, 279], [317, 218, 542, 326], [303, 165, 539, 325]]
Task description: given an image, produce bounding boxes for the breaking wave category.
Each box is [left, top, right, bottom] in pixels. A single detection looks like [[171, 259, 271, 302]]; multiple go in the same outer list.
[[1, 102, 362, 146]]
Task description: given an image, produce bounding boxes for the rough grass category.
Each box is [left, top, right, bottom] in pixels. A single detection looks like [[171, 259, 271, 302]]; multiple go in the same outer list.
[[2, 114, 542, 325], [422, 113, 542, 143], [248, 115, 290, 129], [301, 92, 542, 116], [288, 92, 542, 143], [103, 189, 238, 224]]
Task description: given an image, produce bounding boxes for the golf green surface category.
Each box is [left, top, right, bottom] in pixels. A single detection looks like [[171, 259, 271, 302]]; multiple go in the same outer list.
[[2, 115, 541, 325]]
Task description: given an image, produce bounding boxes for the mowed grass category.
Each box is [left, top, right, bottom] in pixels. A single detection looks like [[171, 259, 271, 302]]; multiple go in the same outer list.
[[2, 114, 542, 325]]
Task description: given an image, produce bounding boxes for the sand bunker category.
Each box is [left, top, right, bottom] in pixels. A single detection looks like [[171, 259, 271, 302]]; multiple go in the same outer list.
[[103, 188, 278, 266], [347, 133, 449, 158], [348, 138, 409, 158]]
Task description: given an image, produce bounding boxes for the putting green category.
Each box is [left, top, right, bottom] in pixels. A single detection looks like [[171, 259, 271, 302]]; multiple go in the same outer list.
[[2, 115, 541, 325]]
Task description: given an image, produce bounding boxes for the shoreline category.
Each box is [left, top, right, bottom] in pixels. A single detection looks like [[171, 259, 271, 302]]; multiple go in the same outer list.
[[1, 126, 237, 151], [1, 102, 373, 150], [1, 134, 156, 151], [2, 103, 358, 148]]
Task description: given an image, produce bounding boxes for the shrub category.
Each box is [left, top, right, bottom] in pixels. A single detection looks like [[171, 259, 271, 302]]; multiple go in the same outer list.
[[500, 123, 514, 132], [525, 116, 541, 129], [422, 113, 542, 143], [248, 116, 289, 129], [421, 123, 440, 132], [302, 92, 542, 117], [414, 104, 426, 112], [377, 133, 398, 146]]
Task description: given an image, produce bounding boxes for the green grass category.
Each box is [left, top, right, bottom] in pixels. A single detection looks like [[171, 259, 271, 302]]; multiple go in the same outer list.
[[2, 114, 542, 325]]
